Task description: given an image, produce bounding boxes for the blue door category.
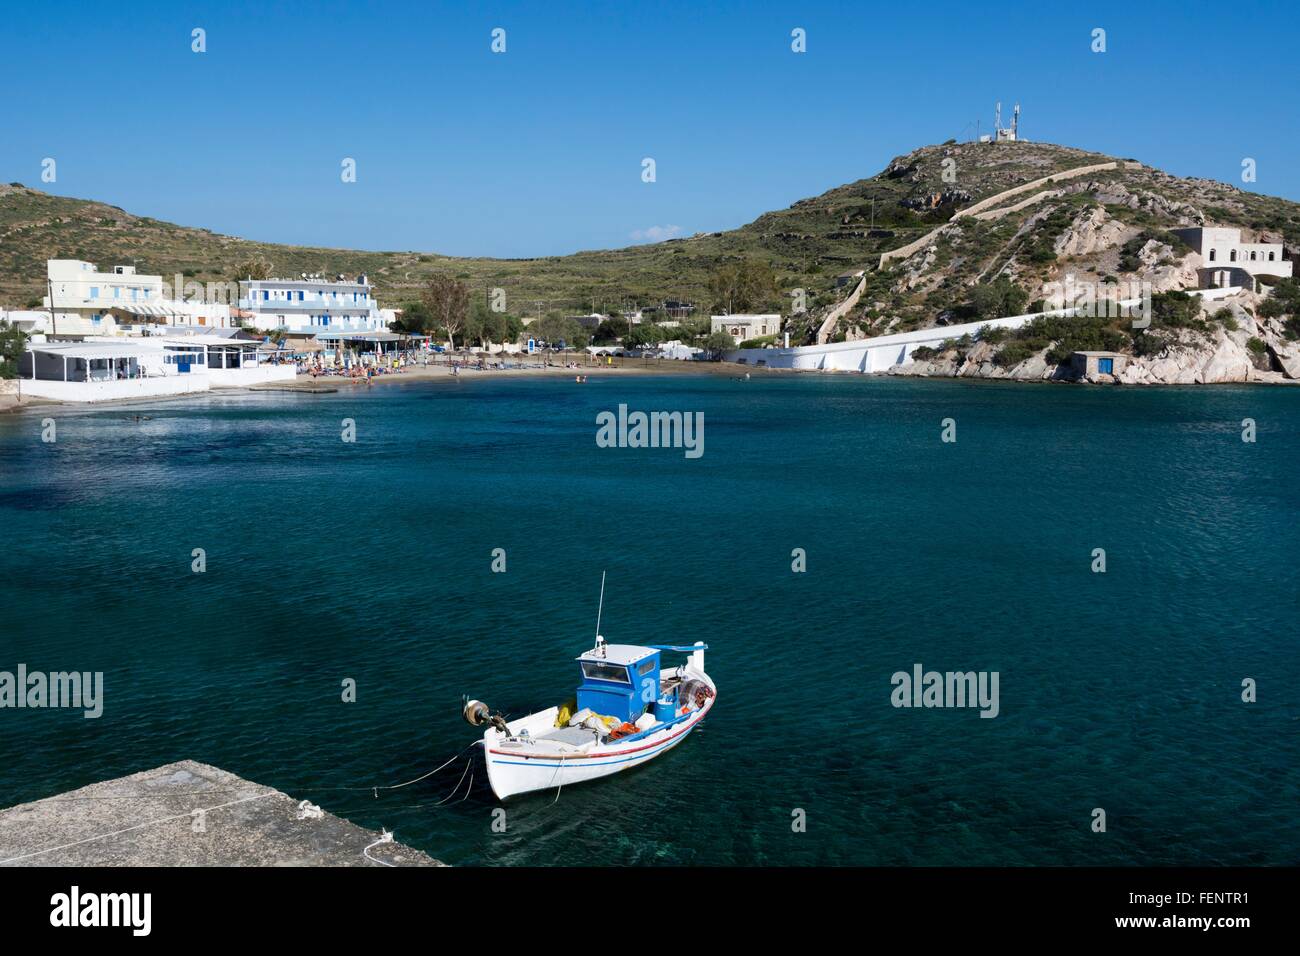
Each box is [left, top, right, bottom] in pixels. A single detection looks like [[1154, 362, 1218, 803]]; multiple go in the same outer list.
[[1098, 358, 1113, 374]]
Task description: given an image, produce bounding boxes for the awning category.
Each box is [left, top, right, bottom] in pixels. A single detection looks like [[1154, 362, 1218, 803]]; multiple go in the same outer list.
[[26, 342, 153, 360], [105, 303, 173, 318], [314, 331, 402, 342]]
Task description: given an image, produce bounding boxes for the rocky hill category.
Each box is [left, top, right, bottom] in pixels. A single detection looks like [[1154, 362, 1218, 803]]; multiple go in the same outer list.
[[817, 141, 1300, 336], [809, 141, 1300, 384], [4, 141, 1300, 381]]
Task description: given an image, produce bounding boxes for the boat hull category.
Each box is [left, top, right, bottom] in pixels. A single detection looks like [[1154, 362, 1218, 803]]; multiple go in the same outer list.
[[483, 670, 715, 799]]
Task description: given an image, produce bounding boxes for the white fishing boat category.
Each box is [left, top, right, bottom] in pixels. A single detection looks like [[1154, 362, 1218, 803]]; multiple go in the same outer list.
[[463, 577, 716, 800]]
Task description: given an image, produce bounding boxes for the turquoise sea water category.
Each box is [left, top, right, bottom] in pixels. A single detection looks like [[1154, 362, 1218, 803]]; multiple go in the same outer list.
[[1, 373, 1297, 866]]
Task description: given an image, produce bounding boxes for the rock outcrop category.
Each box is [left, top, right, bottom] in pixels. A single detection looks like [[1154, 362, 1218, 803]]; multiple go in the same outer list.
[[890, 293, 1300, 387], [1054, 206, 1128, 257]]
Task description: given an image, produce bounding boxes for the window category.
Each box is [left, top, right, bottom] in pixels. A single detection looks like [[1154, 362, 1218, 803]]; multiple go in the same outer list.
[[1209, 249, 1216, 262], [1269, 252, 1276, 261], [1230, 250, 1238, 262], [637, 659, 656, 676], [580, 661, 630, 684], [90, 287, 100, 299]]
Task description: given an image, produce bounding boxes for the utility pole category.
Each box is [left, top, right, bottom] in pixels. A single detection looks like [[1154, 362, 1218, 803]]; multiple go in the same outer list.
[[47, 275, 57, 336]]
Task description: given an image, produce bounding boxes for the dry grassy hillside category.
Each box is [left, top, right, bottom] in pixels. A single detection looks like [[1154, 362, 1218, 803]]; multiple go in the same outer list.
[[3, 142, 1298, 344]]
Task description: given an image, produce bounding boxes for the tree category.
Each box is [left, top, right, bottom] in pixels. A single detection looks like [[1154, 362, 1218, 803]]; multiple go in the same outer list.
[[421, 274, 470, 349], [592, 318, 628, 345], [501, 313, 524, 344], [709, 259, 780, 314], [969, 277, 1029, 320], [624, 323, 669, 349], [675, 316, 710, 344], [0, 319, 28, 380], [466, 298, 492, 347], [230, 256, 273, 282], [530, 313, 584, 349], [703, 330, 735, 359], [390, 300, 434, 335]]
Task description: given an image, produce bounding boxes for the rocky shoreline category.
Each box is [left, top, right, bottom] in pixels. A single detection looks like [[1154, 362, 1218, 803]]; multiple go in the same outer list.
[[889, 294, 1300, 386]]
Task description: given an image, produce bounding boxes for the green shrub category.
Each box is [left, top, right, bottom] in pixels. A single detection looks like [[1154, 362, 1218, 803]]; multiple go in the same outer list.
[[1132, 330, 1170, 357], [994, 342, 1038, 367], [1247, 337, 1267, 355], [967, 278, 1029, 321], [1213, 308, 1238, 331], [1150, 290, 1206, 331]]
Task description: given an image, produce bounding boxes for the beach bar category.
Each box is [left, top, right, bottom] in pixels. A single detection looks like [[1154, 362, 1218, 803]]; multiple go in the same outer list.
[[159, 335, 297, 387], [315, 330, 407, 367], [18, 341, 210, 402]]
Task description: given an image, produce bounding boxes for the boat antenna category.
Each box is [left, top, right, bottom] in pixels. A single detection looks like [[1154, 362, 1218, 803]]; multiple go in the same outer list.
[[594, 571, 607, 650]]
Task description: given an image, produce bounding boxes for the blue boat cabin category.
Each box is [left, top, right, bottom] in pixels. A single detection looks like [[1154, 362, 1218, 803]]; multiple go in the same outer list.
[[575, 644, 661, 724]]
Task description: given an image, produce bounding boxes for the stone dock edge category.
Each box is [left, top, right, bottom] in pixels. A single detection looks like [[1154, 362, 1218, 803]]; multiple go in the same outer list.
[[0, 760, 445, 866]]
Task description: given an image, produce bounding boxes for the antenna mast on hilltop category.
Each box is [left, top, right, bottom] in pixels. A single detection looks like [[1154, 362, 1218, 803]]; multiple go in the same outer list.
[[989, 100, 1021, 143]]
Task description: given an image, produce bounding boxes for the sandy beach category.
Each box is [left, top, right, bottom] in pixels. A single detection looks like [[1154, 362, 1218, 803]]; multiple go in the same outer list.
[[278, 356, 753, 387]]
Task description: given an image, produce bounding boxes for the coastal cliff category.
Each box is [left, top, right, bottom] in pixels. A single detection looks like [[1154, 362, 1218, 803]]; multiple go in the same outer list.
[[890, 292, 1300, 385]]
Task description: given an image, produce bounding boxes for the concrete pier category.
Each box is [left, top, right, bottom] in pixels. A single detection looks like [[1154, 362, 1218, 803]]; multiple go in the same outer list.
[[0, 760, 443, 866]]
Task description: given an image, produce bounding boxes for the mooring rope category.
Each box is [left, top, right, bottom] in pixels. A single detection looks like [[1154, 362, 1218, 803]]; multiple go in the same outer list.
[[362, 829, 396, 867], [434, 758, 473, 806], [378, 759, 476, 814], [0, 792, 280, 866], [551, 757, 567, 805], [22, 742, 480, 804]]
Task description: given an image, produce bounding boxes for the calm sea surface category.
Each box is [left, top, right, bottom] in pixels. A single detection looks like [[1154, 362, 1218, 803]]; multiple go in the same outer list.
[[1, 373, 1297, 865]]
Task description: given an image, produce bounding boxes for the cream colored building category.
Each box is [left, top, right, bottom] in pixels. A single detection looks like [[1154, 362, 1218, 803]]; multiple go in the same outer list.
[[710, 313, 782, 343], [43, 260, 165, 337], [1172, 227, 1292, 291], [40, 260, 233, 337]]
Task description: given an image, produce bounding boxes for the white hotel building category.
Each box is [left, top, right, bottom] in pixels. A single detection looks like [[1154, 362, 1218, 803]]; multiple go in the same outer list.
[[238, 274, 388, 336], [42, 259, 232, 337]]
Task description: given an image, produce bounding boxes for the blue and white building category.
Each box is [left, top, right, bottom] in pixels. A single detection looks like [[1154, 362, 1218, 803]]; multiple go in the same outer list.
[[238, 273, 388, 336]]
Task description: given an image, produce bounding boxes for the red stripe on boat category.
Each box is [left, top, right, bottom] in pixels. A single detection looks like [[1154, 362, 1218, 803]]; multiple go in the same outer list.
[[488, 693, 715, 760]]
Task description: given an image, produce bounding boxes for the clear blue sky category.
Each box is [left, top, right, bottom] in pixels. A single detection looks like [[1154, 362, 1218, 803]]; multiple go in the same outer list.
[[4, 0, 1297, 259]]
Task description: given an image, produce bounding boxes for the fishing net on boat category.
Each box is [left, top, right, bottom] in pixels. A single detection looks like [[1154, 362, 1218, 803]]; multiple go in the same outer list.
[[679, 679, 713, 712]]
